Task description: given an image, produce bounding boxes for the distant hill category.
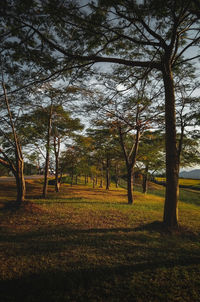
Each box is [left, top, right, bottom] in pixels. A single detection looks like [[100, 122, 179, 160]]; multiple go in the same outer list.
[[179, 169, 200, 179]]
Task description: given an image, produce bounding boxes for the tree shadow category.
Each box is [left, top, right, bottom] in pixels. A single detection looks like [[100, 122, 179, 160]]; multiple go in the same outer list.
[[0, 200, 44, 215], [0, 255, 200, 302]]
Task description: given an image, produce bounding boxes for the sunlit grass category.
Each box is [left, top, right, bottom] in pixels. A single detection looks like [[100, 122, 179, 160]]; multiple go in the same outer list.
[[0, 178, 200, 301], [156, 176, 200, 188]]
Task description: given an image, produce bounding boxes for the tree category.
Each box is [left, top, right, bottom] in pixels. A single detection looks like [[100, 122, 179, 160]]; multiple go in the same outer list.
[[51, 105, 83, 191], [87, 126, 122, 190], [1, 0, 200, 227], [85, 73, 161, 203], [0, 82, 26, 203], [137, 131, 165, 194]]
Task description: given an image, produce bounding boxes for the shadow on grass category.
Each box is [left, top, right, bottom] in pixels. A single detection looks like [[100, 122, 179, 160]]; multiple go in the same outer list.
[[0, 200, 44, 216], [1, 220, 199, 244], [1, 255, 200, 302]]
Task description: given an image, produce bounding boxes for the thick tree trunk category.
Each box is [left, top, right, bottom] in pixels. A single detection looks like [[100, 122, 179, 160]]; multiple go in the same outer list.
[[15, 158, 26, 203], [127, 167, 133, 204], [162, 63, 179, 229]]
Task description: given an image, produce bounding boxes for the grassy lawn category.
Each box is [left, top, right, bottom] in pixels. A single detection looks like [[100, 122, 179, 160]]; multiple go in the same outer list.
[[0, 179, 200, 302]]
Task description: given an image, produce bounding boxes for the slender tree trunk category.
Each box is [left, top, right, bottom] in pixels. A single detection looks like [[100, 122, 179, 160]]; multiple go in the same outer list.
[[75, 175, 78, 184], [43, 145, 50, 197], [106, 156, 110, 190], [43, 104, 53, 198], [54, 136, 60, 193], [118, 125, 140, 204], [99, 163, 103, 188], [162, 63, 179, 229], [55, 153, 60, 192], [99, 179, 103, 188], [127, 166, 133, 204], [85, 174, 87, 185], [115, 163, 119, 188], [71, 168, 74, 186], [142, 163, 149, 194]]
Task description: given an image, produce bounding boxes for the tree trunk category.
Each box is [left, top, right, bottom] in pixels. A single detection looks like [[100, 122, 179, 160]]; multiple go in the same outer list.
[[99, 163, 103, 188], [43, 146, 50, 198], [118, 125, 140, 204], [127, 167, 133, 204], [99, 179, 103, 188], [55, 158, 60, 192], [15, 158, 26, 203], [106, 156, 110, 190], [115, 163, 119, 188], [71, 168, 74, 186], [43, 104, 53, 198], [55, 151, 59, 192], [142, 163, 149, 194], [162, 63, 179, 229], [54, 136, 60, 193]]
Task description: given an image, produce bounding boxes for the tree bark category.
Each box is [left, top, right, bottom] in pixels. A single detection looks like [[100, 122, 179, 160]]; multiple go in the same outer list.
[[15, 158, 26, 203], [115, 163, 119, 188], [99, 163, 103, 188], [127, 166, 133, 204], [142, 163, 149, 194], [162, 62, 179, 229], [55, 153, 60, 192], [43, 104, 53, 198], [71, 168, 74, 186], [54, 136, 60, 193], [105, 156, 110, 190]]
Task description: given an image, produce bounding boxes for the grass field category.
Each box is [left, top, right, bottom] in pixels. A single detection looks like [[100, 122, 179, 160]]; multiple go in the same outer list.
[[0, 179, 200, 302], [155, 177, 200, 191]]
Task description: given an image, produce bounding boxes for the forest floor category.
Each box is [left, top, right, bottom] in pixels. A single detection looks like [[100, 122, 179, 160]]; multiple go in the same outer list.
[[0, 179, 200, 302]]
